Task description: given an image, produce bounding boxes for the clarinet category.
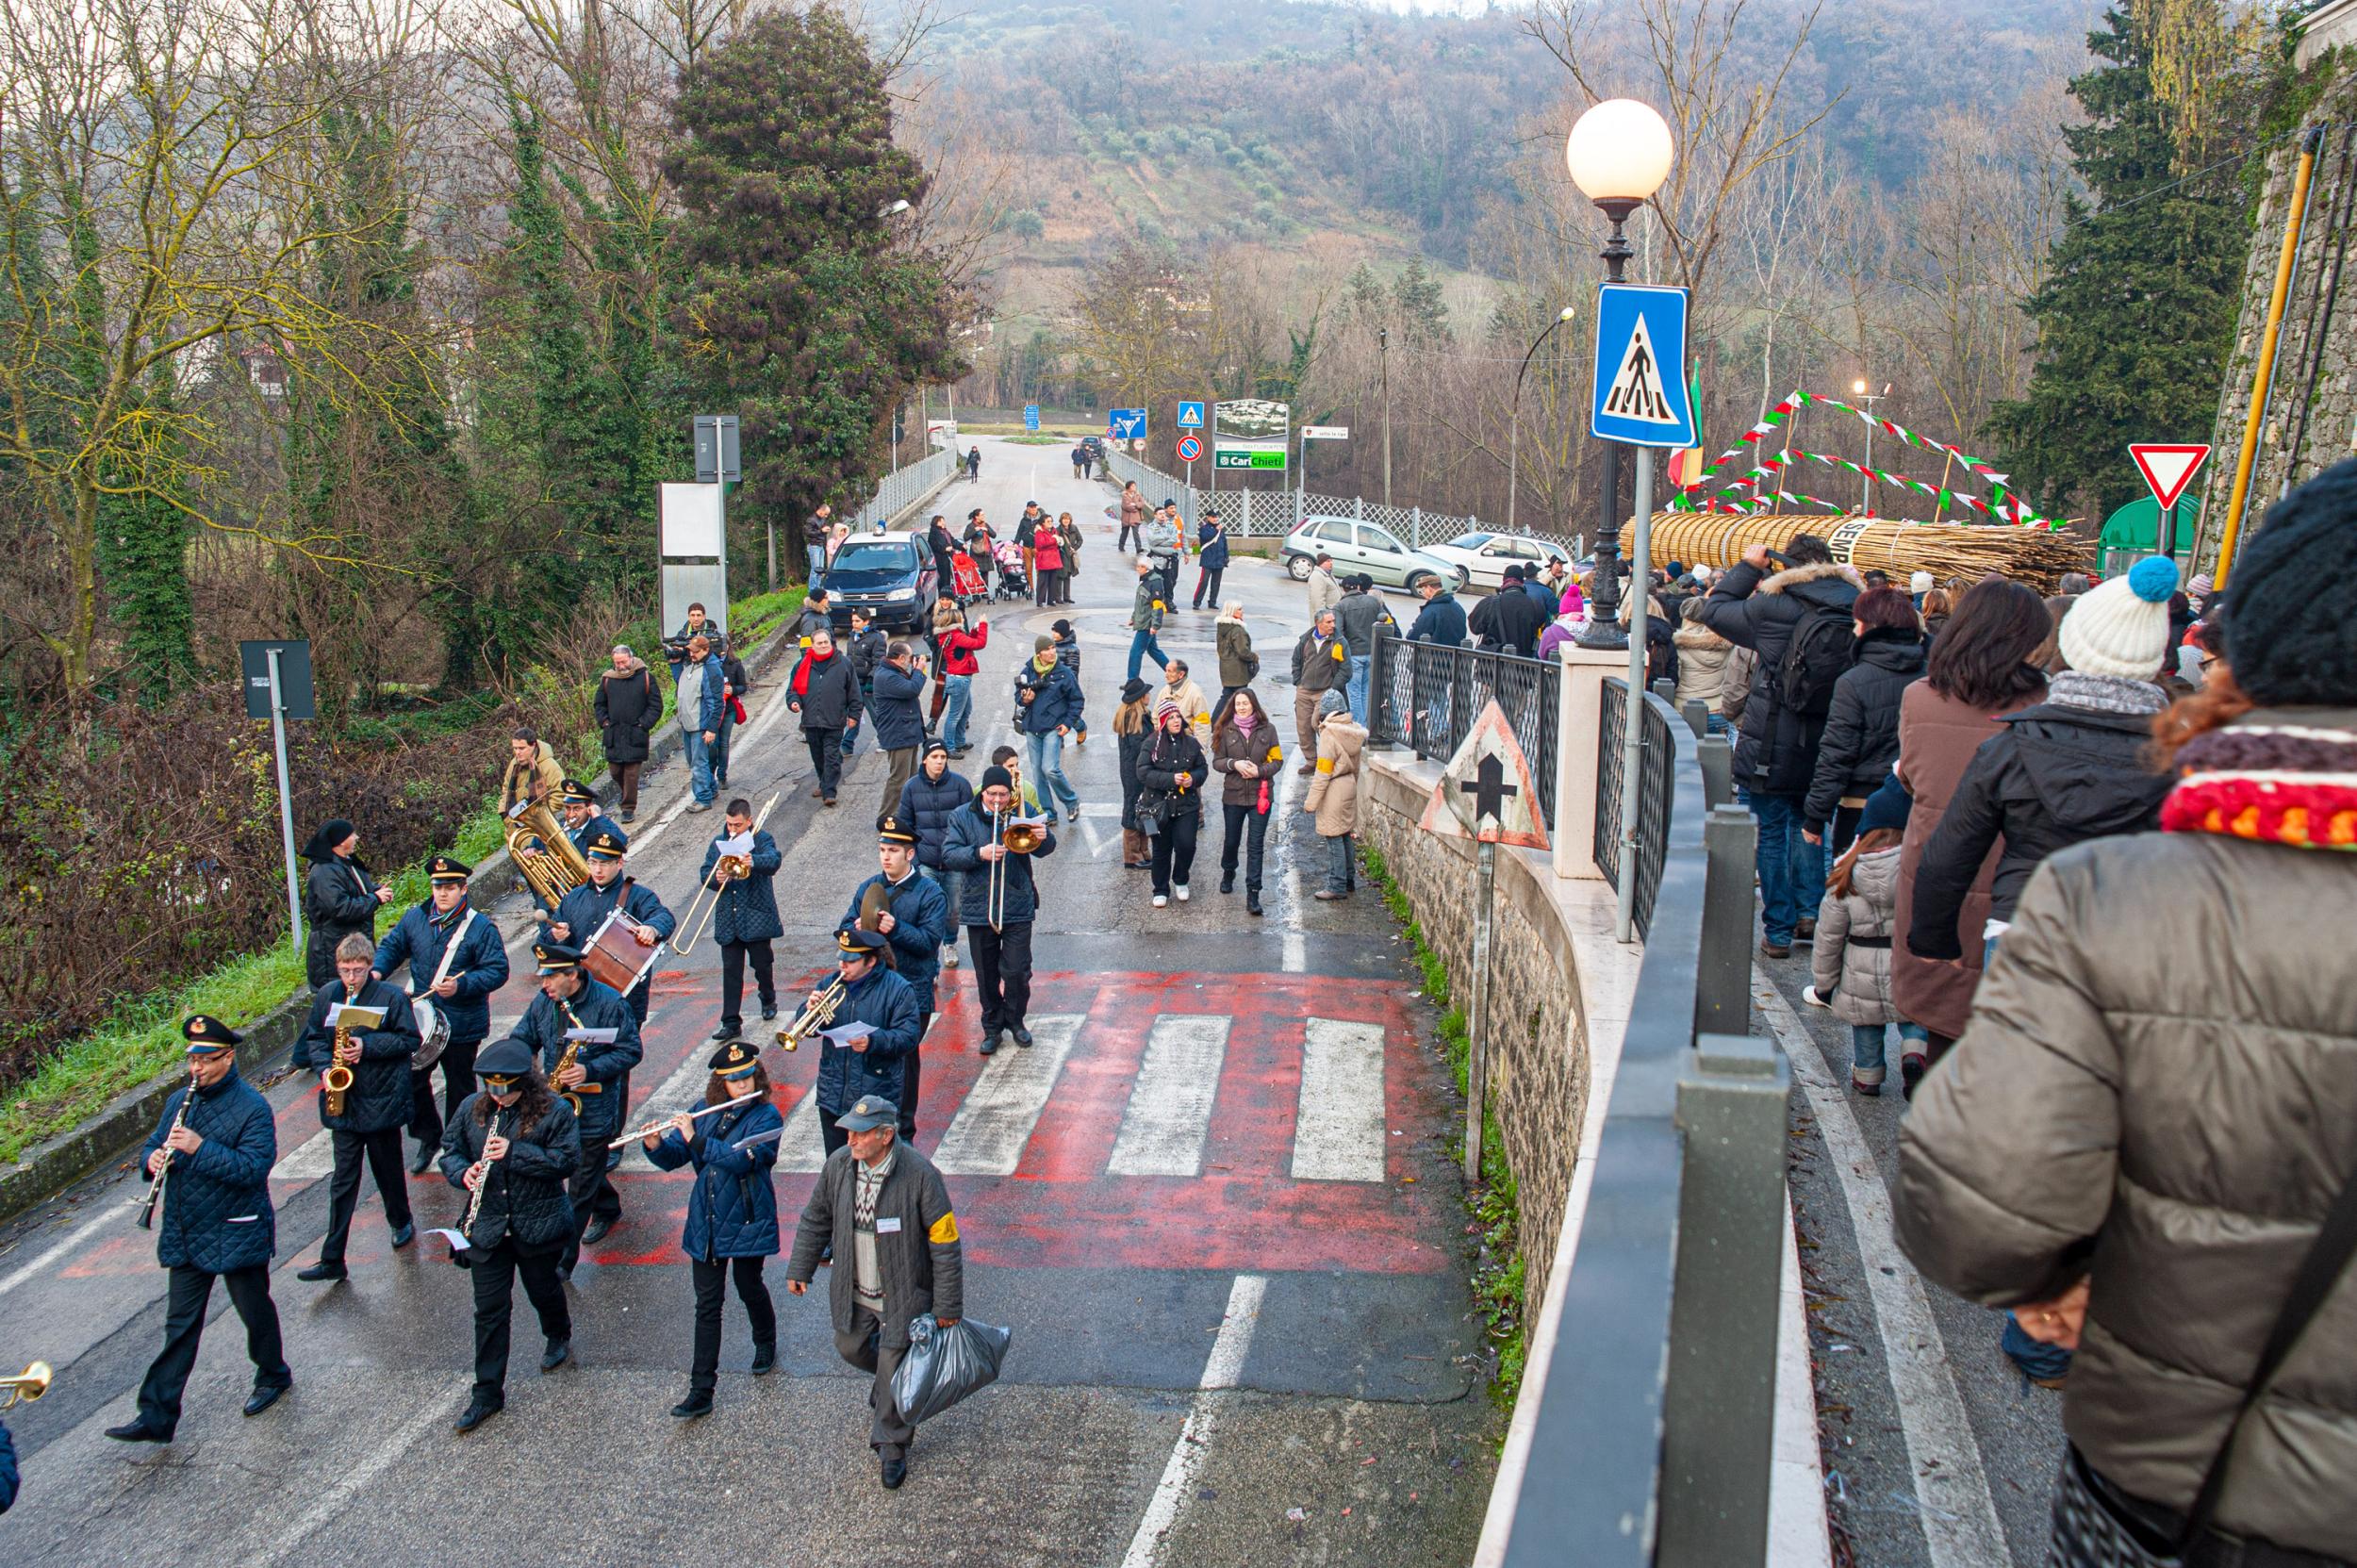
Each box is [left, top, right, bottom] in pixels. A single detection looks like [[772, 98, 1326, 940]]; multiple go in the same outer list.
[[460, 1104, 518, 1244], [134, 1071, 198, 1230]]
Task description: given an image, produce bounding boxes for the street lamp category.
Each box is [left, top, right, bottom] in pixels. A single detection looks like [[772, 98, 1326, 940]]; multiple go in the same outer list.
[[1852, 378, 1890, 515], [1507, 306, 1577, 537], [1566, 97, 1674, 651]]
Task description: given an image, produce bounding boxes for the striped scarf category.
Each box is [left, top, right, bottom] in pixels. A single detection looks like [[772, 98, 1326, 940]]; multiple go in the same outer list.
[[2160, 724, 2357, 851]]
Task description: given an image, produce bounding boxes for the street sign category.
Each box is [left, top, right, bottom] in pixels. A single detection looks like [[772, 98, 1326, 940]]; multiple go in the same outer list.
[[1301, 425, 1350, 440], [1177, 401, 1206, 429], [2129, 443, 2211, 512], [691, 414, 740, 484], [1023, 404, 1040, 432], [1590, 283, 1696, 448], [1109, 407, 1148, 440], [240, 639, 314, 721], [1214, 398, 1290, 471], [1417, 701, 1549, 850], [1177, 435, 1203, 464]]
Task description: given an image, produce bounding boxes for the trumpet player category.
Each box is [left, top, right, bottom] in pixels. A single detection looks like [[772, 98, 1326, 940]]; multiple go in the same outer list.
[[372, 854, 509, 1173], [943, 766, 1058, 1054], [811, 928, 922, 1163], [642, 1041, 782, 1419], [291, 933, 420, 1284], [107, 1016, 291, 1444], [437, 1037, 580, 1434], [503, 941, 642, 1278], [701, 798, 783, 1043], [843, 817, 950, 1140]]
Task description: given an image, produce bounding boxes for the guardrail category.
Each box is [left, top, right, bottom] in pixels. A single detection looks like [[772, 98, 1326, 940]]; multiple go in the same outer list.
[[855, 444, 958, 532], [1365, 630, 1560, 826], [1099, 445, 1572, 550], [1492, 684, 1791, 1567]]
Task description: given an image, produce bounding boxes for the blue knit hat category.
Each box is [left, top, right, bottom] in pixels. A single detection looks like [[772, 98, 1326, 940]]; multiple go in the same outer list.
[[1856, 770, 1912, 838]]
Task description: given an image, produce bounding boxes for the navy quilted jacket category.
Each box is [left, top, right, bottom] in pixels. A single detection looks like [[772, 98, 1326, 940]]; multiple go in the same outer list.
[[293, 979, 421, 1133], [842, 870, 951, 1012], [697, 829, 783, 945], [897, 768, 974, 869], [371, 900, 508, 1044], [511, 978, 644, 1143], [812, 966, 923, 1114], [142, 1068, 277, 1273], [438, 1094, 580, 1251], [869, 662, 928, 751], [943, 801, 1056, 925], [644, 1097, 782, 1261]]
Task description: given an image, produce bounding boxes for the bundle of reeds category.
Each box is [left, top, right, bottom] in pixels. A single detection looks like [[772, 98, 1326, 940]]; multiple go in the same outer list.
[[1641, 514, 2089, 591]]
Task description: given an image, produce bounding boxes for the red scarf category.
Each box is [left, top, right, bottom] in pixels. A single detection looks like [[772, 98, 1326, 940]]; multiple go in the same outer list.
[[2158, 724, 2357, 851], [793, 649, 831, 698]]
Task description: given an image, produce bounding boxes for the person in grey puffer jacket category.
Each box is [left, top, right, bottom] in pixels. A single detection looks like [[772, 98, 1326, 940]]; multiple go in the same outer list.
[[1895, 465, 2357, 1566]]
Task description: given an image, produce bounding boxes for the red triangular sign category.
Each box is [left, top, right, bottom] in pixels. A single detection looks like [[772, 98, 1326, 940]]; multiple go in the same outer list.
[[2128, 443, 2211, 511]]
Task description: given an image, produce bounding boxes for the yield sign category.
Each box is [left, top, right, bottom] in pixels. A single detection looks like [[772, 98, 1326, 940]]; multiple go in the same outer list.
[[2129, 443, 2211, 511], [1418, 700, 1550, 850]]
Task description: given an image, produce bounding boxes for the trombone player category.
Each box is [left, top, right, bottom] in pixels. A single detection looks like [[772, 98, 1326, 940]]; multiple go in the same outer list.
[[699, 797, 783, 1043], [107, 1016, 291, 1444], [502, 941, 642, 1278], [842, 816, 950, 1140], [942, 765, 1057, 1054]]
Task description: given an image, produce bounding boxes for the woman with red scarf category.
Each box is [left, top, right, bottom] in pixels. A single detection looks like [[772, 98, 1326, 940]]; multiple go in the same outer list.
[[785, 627, 861, 807]]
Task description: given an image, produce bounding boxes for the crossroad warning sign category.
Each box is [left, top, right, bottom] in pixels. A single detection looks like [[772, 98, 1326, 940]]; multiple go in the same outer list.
[[1590, 283, 1695, 448], [1418, 701, 1550, 850]]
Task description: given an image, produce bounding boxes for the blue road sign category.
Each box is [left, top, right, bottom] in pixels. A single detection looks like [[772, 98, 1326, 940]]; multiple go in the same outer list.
[[1590, 284, 1695, 448], [1109, 407, 1148, 440], [1024, 404, 1041, 432], [1176, 401, 1206, 429]]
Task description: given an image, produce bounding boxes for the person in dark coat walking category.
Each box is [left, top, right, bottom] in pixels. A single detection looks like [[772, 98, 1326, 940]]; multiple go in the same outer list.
[[290, 934, 420, 1282], [1406, 577, 1467, 647], [1138, 700, 1211, 906], [107, 1016, 291, 1444], [698, 799, 783, 1042], [1804, 586, 1926, 854], [807, 928, 923, 1159], [300, 818, 390, 989], [1211, 688, 1282, 915], [709, 642, 750, 791], [374, 855, 510, 1172], [1700, 534, 1864, 955], [1051, 618, 1088, 744], [1114, 679, 1153, 868], [898, 742, 974, 970], [503, 939, 642, 1277], [1470, 572, 1549, 654], [787, 628, 860, 806], [1193, 508, 1231, 609], [869, 640, 930, 824], [841, 608, 887, 758], [1015, 635, 1084, 818], [943, 767, 1058, 1051], [843, 818, 952, 1140], [594, 645, 660, 822], [643, 1039, 782, 1418], [439, 1036, 581, 1433], [785, 1093, 965, 1490]]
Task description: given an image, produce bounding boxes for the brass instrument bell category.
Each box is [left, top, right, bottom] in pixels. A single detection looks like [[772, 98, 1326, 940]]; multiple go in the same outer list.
[[0, 1360, 52, 1410]]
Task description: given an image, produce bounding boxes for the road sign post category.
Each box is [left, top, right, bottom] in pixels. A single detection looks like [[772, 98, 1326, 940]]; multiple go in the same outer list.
[[1177, 434, 1203, 488], [2129, 442, 2211, 561], [1109, 407, 1147, 445], [1176, 401, 1205, 430], [241, 639, 314, 956], [1024, 404, 1040, 433]]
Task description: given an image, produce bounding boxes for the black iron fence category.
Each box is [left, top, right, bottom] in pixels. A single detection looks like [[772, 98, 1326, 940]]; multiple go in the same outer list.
[[1592, 678, 1683, 939], [1365, 630, 1559, 825]]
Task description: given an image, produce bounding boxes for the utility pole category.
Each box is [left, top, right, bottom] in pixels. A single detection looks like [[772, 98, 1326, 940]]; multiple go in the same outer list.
[[1379, 327, 1393, 508]]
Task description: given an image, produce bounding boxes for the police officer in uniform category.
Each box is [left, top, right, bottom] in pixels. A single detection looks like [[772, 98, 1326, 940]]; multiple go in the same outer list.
[[107, 1016, 292, 1443], [809, 928, 922, 1163], [373, 853, 510, 1172], [841, 817, 949, 1140], [439, 1036, 581, 1433], [499, 940, 642, 1276], [293, 933, 420, 1283]]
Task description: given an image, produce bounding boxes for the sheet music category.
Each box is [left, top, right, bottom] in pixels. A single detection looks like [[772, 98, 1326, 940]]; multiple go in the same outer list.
[[563, 1027, 620, 1044], [325, 1004, 387, 1031], [818, 1020, 876, 1048], [423, 1227, 471, 1251], [714, 832, 755, 856]]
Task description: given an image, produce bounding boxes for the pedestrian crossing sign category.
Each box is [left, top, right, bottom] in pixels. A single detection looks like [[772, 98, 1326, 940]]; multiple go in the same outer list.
[[1590, 283, 1695, 448]]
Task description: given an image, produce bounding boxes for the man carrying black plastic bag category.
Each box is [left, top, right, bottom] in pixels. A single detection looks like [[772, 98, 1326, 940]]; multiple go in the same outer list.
[[785, 1095, 964, 1490]]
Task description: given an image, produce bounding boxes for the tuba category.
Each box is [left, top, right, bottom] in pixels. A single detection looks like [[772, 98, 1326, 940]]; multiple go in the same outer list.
[[505, 794, 590, 909]]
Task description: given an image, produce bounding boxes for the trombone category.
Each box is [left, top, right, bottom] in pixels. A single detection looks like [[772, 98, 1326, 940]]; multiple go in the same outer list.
[[674, 793, 779, 957], [774, 976, 848, 1052], [0, 1360, 52, 1410], [986, 811, 1047, 933]]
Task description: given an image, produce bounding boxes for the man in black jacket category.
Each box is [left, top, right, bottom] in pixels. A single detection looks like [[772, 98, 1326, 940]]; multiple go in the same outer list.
[[1699, 534, 1862, 957], [594, 645, 659, 823], [292, 934, 420, 1282], [1469, 569, 1550, 655], [1802, 588, 1925, 852], [503, 939, 643, 1275], [789, 628, 861, 807]]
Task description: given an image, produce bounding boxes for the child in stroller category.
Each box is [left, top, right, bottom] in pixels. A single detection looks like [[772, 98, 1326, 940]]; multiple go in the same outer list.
[[993, 537, 1030, 601], [947, 548, 988, 606]]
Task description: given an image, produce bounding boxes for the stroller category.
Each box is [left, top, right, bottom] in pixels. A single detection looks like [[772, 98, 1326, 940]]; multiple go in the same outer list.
[[948, 548, 988, 606], [992, 537, 1030, 602]]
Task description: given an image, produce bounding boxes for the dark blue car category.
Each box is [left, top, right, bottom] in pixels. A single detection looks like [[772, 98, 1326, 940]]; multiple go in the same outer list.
[[822, 531, 940, 634]]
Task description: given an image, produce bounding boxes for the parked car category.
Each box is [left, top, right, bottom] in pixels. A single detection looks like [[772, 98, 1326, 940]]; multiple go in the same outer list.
[[1278, 516, 1467, 592], [822, 531, 939, 632], [1419, 531, 1575, 590]]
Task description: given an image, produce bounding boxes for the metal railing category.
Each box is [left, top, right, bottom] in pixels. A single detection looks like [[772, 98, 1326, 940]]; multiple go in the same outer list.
[[855, 444, 958, 531], [1592, 678, 1681, 939], [1365, 630, 1558, 826], [1100, 445, 1568, 548]]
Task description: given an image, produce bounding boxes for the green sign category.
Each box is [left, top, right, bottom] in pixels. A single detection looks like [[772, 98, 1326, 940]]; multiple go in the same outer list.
[[1215, 450, 1287, 470]]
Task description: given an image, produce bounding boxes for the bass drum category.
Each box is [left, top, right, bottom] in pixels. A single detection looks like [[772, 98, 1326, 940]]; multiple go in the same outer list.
[[412, 998, 450, 1071]]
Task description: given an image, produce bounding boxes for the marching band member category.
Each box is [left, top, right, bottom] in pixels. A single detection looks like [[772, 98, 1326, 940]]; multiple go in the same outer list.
[[843, 817, 950, 1140], [809, 928, 922, 1164], [502, 940, 642, 1278], [555, 777, 621, 859], [439, 1036, 580, 1434], [943, 766, 1057, 1054], [107, 1016, 291, 1443], [373, 855, 510, 1173], [701, 798, 783, 1043], [643, 1040, 782, 1418], [546, 829, 673, 1029], [291, 933, 420, 1283]]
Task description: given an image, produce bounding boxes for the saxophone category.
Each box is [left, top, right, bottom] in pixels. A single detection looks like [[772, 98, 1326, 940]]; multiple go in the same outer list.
[[321, 1017, 357, 1117], [552, 999, 601, 1116]]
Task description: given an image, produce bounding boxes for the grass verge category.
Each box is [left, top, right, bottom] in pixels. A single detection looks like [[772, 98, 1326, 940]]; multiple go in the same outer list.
[[1360, 842, 1528, 1409]]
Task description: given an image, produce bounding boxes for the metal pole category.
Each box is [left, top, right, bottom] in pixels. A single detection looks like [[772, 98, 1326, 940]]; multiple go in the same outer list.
[[2158, 501, 2177, 562], [266, 648, 304, 958], [1861, 404, 1873, 515], [1464, 836, 1497, 1185], [1507, 411, 1521, 537], [1380, 327, 1392, 508], [2217, 126, 2325, 587], [1614, 445, 1656, 943], [1578, 206, 1635, 651]]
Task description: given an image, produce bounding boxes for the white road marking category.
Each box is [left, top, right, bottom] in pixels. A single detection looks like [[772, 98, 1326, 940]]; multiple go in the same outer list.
[[1756, 975, 2008, 1568], [1108, 1015, 1229, 1177], [255, 1379, 464, 1565], [1292, 1017, 1388, 1182], [930, 1013, 1085, 1176], [0, 1204, 127, 1300], [771, 1083, 833, 1174], [272, 1128, 336, 1181], [1120, 1272, 1267, 1568]]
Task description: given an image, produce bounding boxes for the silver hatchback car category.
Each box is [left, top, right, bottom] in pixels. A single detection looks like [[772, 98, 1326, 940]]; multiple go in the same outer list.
[[1278, 516, 1467, 591]]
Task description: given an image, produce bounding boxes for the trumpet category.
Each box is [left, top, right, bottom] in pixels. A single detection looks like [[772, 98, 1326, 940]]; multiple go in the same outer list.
[[0, 1360, 52, 1410], [775, 976, 848, 1052], [134, 1070, 197, 1229], [674, 792, 779, 957], [321, 1018, 357, 1117]]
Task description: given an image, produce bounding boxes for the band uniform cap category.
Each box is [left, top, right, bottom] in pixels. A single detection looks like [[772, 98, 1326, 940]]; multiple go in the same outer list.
[[534, 940, 585, 974], [835, 1095, 898, 1132], [584, 829, 628, 862], [428, 854, 471, 883], [182, 1014, 242, 1052], [557, 778, 599, 807], [837, 926, 888, 954], [707, 1040, 762, 1077], [877, 816, 919, 847], [476, 1037, 535, 1081]]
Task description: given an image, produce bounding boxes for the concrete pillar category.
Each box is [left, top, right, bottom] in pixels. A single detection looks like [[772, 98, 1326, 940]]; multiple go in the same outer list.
[[1551, 642, 1627, 882]]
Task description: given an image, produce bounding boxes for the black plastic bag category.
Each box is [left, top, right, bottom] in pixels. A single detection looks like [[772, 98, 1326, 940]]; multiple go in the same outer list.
[[891, 1312, 1012, 1425]]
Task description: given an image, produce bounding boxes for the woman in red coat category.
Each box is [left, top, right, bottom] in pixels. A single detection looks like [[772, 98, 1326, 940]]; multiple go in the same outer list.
[[1031, 517, 1065, 607]]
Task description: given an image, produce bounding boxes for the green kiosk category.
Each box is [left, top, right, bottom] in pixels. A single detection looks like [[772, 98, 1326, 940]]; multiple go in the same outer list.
[[2099, 494, 2201, 577]]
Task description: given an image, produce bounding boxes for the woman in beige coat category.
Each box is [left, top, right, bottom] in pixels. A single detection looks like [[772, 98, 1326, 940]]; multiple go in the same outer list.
[[1304, 690, 1363, 900]]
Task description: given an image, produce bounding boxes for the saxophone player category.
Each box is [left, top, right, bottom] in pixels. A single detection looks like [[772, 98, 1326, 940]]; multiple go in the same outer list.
[[437, 1037, 581, 1434], [291, 933, 421, 1283], [502, 940, 642, 1278], [106, 1016, 291, 1444]]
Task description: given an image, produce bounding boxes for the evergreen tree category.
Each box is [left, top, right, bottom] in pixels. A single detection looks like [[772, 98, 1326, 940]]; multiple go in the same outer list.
[[1984, 5, 2248, 520]]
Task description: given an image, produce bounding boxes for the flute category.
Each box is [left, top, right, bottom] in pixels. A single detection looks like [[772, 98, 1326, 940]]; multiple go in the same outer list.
[[614, 1094, 757, 1148]]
